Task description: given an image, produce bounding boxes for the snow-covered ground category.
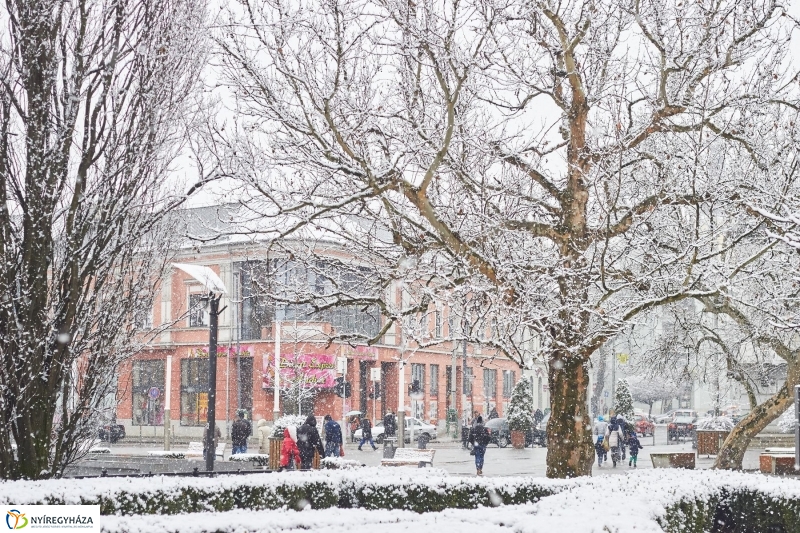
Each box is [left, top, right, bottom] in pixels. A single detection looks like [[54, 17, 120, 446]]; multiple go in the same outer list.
[[2, 467, 799, 532]]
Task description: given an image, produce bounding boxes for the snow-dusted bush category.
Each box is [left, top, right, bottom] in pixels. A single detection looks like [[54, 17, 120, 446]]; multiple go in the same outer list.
[[272, 415, 307, 438], [506, 380, 535, 432], [777, 408, 797, 434], [228, 454, 270, 467], [695, 416, 735, 432], [0, 469, 557, 516]]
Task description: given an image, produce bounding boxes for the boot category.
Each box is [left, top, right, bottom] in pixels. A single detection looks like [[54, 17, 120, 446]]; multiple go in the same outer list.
[[476, 468, 482, 476]]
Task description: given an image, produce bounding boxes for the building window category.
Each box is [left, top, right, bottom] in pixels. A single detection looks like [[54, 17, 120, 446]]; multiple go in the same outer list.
[[411, 363, 425, 397], [135, 307, 153, 330], [180, 358, 209, 426], [502, 370, 516, 398], [484, 369, 497, 400], [236, 357, 254, 414], [430, 364, 439, 396], [464, 366, 473, 394], [188, 293, 207, 328], [132, 360, 165, 426], [434, 310, 442, 339], [429, 401, 438, 420]]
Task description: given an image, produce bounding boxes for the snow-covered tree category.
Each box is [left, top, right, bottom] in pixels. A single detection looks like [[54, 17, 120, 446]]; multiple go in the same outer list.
[[628, 377, 681, 417], [614, 380, 634, 420], [0, 0, 209, 479], [214, 0, 800, 477], [507, 380, 535, 432]]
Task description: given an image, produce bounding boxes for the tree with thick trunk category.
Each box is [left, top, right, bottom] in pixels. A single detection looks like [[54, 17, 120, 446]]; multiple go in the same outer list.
[[214, 0, 799, 477], [0, 0, 209, 479]]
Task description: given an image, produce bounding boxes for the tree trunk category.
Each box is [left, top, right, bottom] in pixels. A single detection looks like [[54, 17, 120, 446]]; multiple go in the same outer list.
[[714, 367, 798, 470], [714, 389, 793, 470], [546, 352, 594, 477]]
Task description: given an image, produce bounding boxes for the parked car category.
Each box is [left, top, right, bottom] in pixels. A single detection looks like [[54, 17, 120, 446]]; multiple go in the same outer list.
[[353, 417, 437, 444], [667, 415, 697, 443], [634, 414, 655, 437], [654, 410, 677, 424], [526, 411, 549, 447], [98, 424, 125, 443], [484, 417, 510, 448]]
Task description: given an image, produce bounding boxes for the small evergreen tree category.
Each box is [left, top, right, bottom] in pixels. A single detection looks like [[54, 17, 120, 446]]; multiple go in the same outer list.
[[614, 379, 635, 420], [507, 379, 535, 431]]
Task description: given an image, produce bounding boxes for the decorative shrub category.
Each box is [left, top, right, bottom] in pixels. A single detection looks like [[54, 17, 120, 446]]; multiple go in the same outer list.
[[613, 379, 634, 420], [271, 415, 306, 438], [507, 380, 535, 432]]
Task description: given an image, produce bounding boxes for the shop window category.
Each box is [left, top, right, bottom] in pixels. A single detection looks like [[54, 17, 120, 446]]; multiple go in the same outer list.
[[132, 360, 165, 426], [180, 358, 209, 426]]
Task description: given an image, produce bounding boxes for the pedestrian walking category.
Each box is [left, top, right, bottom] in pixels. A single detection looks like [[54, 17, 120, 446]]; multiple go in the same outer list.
[[349, 417, 360, 443], [296, 415, 325, 469], [256, 419, 271, 454], [279, 426, 300, 471], [323, 414, 343, 458], [628, 433, 644, 468], [358, 417, 377, 451], [231, 410, 252, 455], [468, 415, 492, 476], [202, 423, 222, 461], [605, 416, 625, 468], [593, 415, 608, 467]]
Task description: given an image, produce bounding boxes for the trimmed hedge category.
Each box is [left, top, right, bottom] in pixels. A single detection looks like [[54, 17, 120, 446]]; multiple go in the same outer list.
[[660, 488, 800, 533], [41, 475, 556, 516]]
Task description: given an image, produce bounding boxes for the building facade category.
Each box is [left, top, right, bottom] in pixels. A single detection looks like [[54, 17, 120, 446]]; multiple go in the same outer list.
[[114, 237, 547, 439]]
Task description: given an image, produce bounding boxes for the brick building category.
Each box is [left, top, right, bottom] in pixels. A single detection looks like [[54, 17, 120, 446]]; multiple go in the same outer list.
[[115, 217, 548, 440]]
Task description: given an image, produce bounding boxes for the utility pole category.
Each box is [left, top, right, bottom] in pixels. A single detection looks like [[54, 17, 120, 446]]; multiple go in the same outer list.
[[205, 293, 221, 472]]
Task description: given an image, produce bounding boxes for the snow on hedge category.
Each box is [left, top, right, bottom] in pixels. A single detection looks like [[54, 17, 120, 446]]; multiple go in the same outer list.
[[2, 469, 800, 532]]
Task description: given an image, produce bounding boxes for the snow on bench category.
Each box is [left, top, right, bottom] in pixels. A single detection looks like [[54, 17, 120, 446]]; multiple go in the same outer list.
[[381, 448, 435, 468], [147, 442, 225, 459]]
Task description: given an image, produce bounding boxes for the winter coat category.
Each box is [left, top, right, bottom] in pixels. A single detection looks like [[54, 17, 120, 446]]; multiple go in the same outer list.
[[257, 419, 272, 454], [231, 418, 251, 447], [468, 422, 492, 447], [361, 418, 373, 439], [605, 422, 624, 447], [203, 424, 222, 451], [383, 413, 397, 436], [296, 415, 325, 462], [627, 435, 643, 456], [324, 419, 343, 445], [280, 427, 300, 467], [593, 420, 608, 437]]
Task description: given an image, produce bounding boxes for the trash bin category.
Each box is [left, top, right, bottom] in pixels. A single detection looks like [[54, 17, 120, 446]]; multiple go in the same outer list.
[[383, 437, 397, 459]]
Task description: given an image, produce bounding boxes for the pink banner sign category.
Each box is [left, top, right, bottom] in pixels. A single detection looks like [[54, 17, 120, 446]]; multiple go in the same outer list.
[[262, 352, 337, 389]]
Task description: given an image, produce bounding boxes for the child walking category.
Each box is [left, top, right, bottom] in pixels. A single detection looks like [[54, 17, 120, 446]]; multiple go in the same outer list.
[[628, 432, 643, 467]]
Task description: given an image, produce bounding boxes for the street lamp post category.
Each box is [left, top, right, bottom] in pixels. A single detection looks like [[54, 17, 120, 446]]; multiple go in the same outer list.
[[173, 263, 227, 472]]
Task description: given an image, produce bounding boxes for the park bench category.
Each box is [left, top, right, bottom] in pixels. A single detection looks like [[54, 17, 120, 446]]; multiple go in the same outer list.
[[380, 447, 435, 468], [760, 448, 796, 475]]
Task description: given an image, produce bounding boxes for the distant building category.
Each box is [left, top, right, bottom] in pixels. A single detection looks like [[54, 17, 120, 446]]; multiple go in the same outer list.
[[114, 207, 544, 439]]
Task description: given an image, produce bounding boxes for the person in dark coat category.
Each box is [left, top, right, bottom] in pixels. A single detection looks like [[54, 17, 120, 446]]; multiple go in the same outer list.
[[358, 417, 377, 451], [296, 415, 325, 469], [323, 414, 343, 458], [627, 432, 644, 468], [231, 410, 251, 454], [383, 410, 397, 438], [488, 407, 499, 420], [467, 416, 491, 476]]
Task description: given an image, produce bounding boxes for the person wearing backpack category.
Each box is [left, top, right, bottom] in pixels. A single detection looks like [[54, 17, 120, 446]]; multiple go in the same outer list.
[[468, 415, 491, 476], [604, 416, 625, 468]]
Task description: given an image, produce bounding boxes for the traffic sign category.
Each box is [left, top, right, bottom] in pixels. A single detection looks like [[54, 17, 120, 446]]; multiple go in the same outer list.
[[148, 387, 160, 400]]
